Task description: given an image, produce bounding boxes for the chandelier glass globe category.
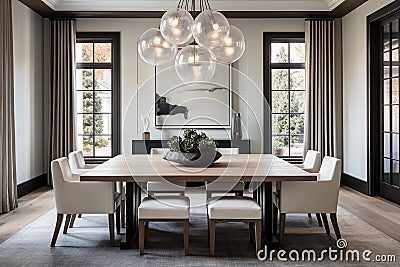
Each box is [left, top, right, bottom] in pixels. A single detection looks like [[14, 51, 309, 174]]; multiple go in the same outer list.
[[192, 10, 230, 49], [175, 45, 216, 83], [160, 8, 194, 45], [137, 28, 177, 66], [211, 25, 245, 64]]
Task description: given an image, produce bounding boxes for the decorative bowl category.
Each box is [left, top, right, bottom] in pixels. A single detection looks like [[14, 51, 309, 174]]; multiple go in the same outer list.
[[163, 150, 222, 167]]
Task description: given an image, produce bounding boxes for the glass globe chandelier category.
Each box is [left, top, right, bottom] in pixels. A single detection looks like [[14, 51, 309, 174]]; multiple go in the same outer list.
[[138, 0, 246, 83]]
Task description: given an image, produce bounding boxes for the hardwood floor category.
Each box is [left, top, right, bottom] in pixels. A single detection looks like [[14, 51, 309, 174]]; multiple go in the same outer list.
[[0, 185, 399, 244]]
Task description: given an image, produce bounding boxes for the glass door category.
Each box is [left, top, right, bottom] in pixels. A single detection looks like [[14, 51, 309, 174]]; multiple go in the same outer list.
[[381, 16, 400, 204]]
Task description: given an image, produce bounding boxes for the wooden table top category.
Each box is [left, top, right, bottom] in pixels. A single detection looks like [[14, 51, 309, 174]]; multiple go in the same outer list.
[[80, 154, 316, 183]]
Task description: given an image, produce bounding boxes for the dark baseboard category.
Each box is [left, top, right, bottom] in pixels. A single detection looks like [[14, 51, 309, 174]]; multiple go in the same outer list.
[[341, 173, 369, 195], [17, 174, 48, 198]]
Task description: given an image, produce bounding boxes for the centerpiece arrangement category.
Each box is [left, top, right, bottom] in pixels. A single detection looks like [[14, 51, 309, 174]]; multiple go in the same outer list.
[[164, 129, 222, 167]]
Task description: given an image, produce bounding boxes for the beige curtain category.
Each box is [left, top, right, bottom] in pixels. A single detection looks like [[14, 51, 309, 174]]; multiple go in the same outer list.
[[0, 0, 18, 213], [48, 20, 76, 184], [304, 20, 338, 158]]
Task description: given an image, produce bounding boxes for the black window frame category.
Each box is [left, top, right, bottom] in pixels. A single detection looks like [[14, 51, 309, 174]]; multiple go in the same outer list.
[[76, 32, 120, 163], [263, 32, 306, 163]]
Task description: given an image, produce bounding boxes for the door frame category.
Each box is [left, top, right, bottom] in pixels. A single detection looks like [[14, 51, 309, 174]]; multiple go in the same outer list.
[[367, 0, 400, 199]]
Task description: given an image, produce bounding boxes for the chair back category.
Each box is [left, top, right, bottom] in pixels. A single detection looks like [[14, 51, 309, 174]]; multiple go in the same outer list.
[[216, 148, 239, 155], [51, 158, 75, 212], [150, 148, 170, 155], [69, 151, 86, 172], [303, 150, 322, 172], [319, 156, 342, 183]]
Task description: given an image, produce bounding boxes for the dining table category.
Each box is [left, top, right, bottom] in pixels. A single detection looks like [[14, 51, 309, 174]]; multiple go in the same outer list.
[[80, 153, 317, 250]]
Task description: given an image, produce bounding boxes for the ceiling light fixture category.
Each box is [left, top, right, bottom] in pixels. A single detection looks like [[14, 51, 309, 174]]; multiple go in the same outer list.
[[138, 0, 245, 83]]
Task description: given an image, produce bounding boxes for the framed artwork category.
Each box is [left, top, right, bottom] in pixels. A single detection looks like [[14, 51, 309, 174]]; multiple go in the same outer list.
[[154, 62, 231, 128]]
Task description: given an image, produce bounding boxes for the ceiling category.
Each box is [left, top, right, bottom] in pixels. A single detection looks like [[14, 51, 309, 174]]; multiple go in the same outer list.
[[41, 0, 346, 12]]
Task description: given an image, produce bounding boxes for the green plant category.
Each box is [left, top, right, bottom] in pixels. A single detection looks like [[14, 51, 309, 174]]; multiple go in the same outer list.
[[167, 129, 216, 153]]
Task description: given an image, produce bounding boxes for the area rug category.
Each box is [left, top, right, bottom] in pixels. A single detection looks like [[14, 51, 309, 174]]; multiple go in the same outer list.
[[0, 193, 398, 266]]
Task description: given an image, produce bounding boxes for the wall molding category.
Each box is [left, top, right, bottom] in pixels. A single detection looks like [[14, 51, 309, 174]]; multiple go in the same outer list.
[[341, 173, 369, 195], [18, 0, 367, 19], [17, 174, 48, 198]]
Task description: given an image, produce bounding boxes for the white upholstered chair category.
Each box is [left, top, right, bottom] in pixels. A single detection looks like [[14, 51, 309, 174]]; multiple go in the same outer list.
[[294, 150, 322, 173], [68, 151, 126, 228], [50, 157, 121, 247], [208, 196, 262, 256], [138, 196, 190, 255], [147, 148, 186, 196], [273, 156, 342, 246], [206, 147, 244, 199]]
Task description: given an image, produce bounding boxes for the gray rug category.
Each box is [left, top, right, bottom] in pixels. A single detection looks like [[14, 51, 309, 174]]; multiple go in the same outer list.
[[0, 194, 399, 266]]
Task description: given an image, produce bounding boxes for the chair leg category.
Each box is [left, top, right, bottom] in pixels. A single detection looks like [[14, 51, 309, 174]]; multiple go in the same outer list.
[[248, 222, 255, 243], [308, 213, 312, 219], [316, 213, 323, 227], [78, 214, 82, 218], [279, 213, 286, 246], [69, 214, 77, 228], [321, 213, 330, 234], [108, 214, 115, 246], [63, 214, 71, 234], [273, 204, 278, 234], [139, 220, 145, 255], [255, 220, 262, 254], [330, 213, 342, 239], [209, 220, 216, 256], [51, 214, 64, 247], [121, 198, 126, 228], [183, 220, 189, 256], [116, 206, 121, 235]]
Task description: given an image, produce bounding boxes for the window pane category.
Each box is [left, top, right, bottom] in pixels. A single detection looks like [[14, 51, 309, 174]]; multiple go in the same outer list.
[[95, 114, 112, 135], [272, 114, 289, 135], [76, 43, 93, 63], [290, 91, 305, 113], [272, 136, 289, 156], [290, 135, 304, 156], [393, 160, 400, 186], [290, 69, 305, 90], [95, 136, 111, 157], [271, 43, 288, 63], [77, 135, 94, 157], [392, 20, 399, 49], [272, 69, 288, 90], [383, 158, 391, 183], [272, 91, 288, 113], [77, 114, 94, 135], [76, 69, 94, 90], [94, 43, 112, 63], [393, 133, 399, 160], [393, 49, 399, 77], [393, 105, 399, 133], [384, 79, 391, 104], [384, 132, 391, 158], [95, 91, 112, 113], [384, 24, 390, 52], [95, 69, 112, 90], [77, 91, 94, 113], [290, 43, 305, 63], [290, 114, 304, 135], [384, 52, 390, 78], [384, 106, 391, 132], [393, 78, 399, 104]]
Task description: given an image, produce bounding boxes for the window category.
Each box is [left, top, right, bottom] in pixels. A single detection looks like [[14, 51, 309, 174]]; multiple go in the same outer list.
[[75, 33, 120, 161], [264, 33, 306, 159]]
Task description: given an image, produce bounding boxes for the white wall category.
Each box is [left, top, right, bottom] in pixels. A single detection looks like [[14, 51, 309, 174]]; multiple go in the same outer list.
[[12, 0, 45, 184], [342, 0, 395, 181], [76, 18, 305, 154]]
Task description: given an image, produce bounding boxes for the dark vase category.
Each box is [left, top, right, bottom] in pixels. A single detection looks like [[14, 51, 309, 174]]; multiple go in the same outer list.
[[232, 112, 242, 140]]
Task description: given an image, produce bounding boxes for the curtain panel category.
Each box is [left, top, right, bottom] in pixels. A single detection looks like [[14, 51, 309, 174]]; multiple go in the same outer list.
[[304, 20, 338, 158], [0, 0, 18, 213], [48, 19, 76, 184]]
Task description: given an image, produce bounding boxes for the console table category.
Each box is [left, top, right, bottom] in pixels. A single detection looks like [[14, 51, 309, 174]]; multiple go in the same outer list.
[[132, 139, 250, 154]]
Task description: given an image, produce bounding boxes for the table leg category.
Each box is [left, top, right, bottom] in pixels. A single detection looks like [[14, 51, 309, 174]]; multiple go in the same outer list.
[[254, 182, 278, 249], [120, 182, 141, 249]]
